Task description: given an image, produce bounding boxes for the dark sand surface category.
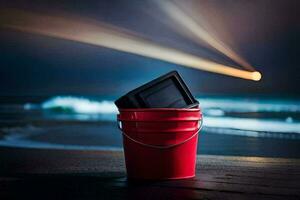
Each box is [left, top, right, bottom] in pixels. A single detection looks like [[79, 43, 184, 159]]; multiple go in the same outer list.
[[0, 147, 299, 200]]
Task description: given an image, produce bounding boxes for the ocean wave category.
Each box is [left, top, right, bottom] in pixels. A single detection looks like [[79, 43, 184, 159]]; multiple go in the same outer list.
[[29, 96, 300, 114], [198, 98, 300, 113], [40, 96, 118, 114], [22, 96, 300, 135]]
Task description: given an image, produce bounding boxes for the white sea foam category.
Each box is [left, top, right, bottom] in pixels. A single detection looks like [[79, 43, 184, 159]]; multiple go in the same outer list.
[[41, 96, 118, 114]]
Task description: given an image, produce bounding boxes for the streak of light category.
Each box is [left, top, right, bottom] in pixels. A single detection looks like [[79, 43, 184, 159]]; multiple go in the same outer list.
[[0, 9, 261, 81], [157, 0, 255, 71]]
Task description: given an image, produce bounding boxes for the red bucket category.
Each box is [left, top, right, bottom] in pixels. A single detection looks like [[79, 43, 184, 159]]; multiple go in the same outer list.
[[118, 108, 203, 180]]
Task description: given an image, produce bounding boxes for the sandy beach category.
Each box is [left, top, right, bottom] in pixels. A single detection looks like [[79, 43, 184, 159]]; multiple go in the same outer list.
[[1, 146, 300, 200]]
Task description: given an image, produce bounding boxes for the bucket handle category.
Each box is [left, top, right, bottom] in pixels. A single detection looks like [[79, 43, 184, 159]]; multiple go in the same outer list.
[[117, 118, 203, 149]]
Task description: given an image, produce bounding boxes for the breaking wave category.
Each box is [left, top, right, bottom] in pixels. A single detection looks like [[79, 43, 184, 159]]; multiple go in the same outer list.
[[23, 96, 300, 137]]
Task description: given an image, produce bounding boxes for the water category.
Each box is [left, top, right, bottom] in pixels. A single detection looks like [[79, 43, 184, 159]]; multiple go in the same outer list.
[[0, 95, 300, 158]]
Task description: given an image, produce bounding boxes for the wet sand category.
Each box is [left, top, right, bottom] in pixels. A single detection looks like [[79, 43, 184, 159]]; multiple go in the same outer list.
[[1, 121, 300, 158]]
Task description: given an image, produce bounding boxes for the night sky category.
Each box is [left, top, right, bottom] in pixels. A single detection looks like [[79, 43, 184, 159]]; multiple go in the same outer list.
[[0, 0, 299, 96]]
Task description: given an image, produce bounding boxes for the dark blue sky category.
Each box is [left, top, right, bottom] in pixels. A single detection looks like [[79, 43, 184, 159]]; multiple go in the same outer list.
[[0, 0, 299, 96]]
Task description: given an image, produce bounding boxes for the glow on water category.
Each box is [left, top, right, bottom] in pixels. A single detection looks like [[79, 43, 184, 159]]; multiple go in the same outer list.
[[204, 116, 300, 134], [198, 98, 300, 113]]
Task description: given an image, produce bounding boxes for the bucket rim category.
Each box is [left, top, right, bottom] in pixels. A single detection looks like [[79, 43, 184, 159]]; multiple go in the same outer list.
[[118, 118, 202, 122], [118, 108, 201, 112]]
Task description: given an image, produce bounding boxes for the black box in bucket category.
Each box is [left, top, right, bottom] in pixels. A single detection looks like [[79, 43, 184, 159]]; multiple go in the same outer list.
[[115, 71, 198, 108]]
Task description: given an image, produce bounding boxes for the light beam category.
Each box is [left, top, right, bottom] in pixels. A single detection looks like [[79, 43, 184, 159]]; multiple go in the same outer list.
[[156, 0, 256, 71], [0, 9, 261, 81]]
